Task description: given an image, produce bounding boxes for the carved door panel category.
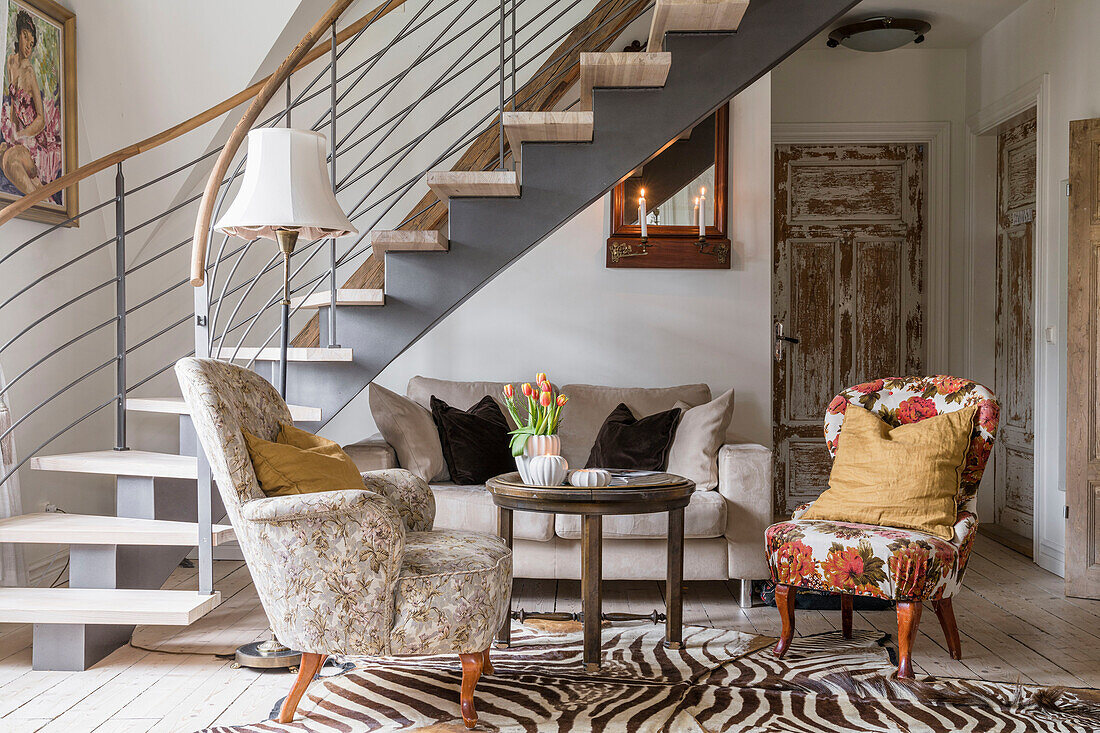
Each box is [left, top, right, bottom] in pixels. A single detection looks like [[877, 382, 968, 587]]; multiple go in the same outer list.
[[773, 144, 925, 515], [994, 109, 1036, 543], [1067, 118, 1100, 598]]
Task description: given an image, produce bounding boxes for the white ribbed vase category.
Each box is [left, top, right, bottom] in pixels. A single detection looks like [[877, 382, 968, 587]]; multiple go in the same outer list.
[[524, 434, 561, 457], [528, 454, 568, 486]]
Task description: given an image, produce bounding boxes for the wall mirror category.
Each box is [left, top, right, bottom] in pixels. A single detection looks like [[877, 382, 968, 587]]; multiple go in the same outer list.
[[607, 103, 730, 268]]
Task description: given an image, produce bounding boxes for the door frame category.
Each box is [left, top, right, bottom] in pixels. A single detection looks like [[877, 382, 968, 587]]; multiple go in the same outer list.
[[772, 122, 950, 373], [965, 74, 1056, 574]]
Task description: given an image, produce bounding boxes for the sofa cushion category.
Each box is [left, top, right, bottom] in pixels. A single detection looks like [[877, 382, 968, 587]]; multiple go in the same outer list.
[[430, 483, 555, 542], [407, 376, 516, 428], [369, 383, 447, 482], [667, 389, 735, 491], [554, 489, 726, 540], [585, 403, 682, 471], [558, 383, 711, 469], [430, 396, 514, 484]]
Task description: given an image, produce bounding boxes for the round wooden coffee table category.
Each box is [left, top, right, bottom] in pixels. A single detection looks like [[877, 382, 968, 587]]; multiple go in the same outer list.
[[485, 471, 694, 672]]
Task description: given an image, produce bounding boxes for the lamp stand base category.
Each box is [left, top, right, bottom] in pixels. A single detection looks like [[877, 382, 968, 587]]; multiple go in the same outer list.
[[232, 639, 301, 670]]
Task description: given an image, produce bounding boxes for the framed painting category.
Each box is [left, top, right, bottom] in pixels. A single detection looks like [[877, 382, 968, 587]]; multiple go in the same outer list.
[[0, 0, 76, 226]]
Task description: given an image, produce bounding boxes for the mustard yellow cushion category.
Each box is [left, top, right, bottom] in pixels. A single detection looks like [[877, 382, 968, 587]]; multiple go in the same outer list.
[[802, 404, 977, 540], [244, 423, 365, 497]]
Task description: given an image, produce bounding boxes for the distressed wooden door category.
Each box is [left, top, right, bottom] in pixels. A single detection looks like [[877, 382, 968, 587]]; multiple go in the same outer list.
[[993, 109, 1036, 544], [773, 144, 925, 515], [1067, 118, 1100, 598]]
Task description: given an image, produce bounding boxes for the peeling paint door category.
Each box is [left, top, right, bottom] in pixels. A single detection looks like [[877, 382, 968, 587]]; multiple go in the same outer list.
[[772, 144, 925, 516], [993, 109, 1036, 546]]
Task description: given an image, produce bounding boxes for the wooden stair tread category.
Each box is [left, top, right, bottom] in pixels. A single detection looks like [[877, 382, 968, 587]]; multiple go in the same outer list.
[[647, 0, 749, 51], [127, 396, 321, 422], [369, 229, 449, 253], [30, 450, 198, 479], [579, 52, 672, 111], [212, 346, 353, 362], [424, 170, 520, 198], [502, 111, 593, 161], [0, 512, 235, 546], [290, 289, 384, 309], [0, 588, 221, 625]]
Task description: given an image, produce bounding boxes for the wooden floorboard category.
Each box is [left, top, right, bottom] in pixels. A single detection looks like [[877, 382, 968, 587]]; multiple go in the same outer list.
[[1, 539, 1097, 730]]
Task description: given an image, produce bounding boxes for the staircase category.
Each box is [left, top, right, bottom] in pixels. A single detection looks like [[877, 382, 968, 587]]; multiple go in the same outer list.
[[0, 0, 857, 671]]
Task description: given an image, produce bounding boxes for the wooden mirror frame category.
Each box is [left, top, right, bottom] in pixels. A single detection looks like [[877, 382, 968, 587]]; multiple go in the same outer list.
[[607, 103, 730, 269]]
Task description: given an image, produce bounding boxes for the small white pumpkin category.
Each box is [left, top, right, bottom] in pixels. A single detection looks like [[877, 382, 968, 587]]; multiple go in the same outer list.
[[528, 454, 568, 486], [569, 469, 612, 488]]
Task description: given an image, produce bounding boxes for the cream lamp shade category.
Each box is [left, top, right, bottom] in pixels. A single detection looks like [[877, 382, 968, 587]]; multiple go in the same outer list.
[[215, 128, 358, 241]]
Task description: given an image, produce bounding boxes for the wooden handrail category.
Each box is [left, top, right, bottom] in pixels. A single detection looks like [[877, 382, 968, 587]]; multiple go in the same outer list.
[[0, 0, 407, 235]]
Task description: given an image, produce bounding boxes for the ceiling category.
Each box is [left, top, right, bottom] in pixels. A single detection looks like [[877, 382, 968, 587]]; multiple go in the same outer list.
[[810, 0, 1030, 50]]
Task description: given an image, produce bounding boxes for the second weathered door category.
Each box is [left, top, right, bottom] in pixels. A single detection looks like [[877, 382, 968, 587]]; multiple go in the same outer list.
[[993, 109, 1036, 545], [773, 143, 926, 515]]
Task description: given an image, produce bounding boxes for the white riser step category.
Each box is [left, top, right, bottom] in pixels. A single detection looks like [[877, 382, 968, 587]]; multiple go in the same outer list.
[[502, 111, 593, 162], [30, 450, 198, 479], [578, 52, 672, 111], [0, 512, 235, 546], [0, 588, 221, 625], [127, 396, 321, 422], [212, 346, 353, 362], [647, 0, 749, 52], [425, 170, 520, 198], [290, 288, 385, 309], [369, 229, 449, 253]]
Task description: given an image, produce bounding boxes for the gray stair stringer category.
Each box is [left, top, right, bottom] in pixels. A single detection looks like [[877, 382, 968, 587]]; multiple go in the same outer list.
[[286, 0, 860, 422]]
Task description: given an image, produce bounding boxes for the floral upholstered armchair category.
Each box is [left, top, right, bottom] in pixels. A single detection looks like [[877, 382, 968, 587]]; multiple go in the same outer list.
[[765, 376, 999, 678], [175, 358, 512, 728]]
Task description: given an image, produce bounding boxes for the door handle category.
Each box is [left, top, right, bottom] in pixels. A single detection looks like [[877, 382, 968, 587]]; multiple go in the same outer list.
[[775, 322, 800, 362]]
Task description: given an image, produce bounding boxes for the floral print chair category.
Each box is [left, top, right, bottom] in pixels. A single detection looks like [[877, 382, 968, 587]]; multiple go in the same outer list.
[[175, 358, 512, 728], [765, 376, 999, 678]]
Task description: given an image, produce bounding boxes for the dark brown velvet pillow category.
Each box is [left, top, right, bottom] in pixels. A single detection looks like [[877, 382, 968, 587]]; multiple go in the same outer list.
[[430, 395, 515, 485], [585, 403, 682, 471]]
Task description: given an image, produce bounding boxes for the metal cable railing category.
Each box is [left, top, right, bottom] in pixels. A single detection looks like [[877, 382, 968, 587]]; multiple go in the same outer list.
[[0, 0, 651, 596]]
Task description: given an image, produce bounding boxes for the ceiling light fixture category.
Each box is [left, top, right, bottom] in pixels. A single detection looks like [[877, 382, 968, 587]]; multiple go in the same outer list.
[[826, 16, 930, 52]]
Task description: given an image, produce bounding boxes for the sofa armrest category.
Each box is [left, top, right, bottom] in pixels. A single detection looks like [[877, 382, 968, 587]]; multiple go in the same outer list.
[[717, 443, 773, 581], [343, 434, 398, 472]]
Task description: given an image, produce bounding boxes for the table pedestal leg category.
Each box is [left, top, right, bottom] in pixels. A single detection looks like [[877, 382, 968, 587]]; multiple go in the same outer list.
[[581, 514, 603, 673], [496, 506, 513, 648], [665, 506, 684, 649]]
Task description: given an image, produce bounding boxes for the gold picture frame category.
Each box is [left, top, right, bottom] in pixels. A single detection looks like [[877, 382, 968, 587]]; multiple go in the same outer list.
[[1, 0, 76, 226]]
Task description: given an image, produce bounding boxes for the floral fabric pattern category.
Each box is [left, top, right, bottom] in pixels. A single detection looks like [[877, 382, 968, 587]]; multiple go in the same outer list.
[[823, 376, 998, 503], [768, 375, 996, 602], [391, 529, 512, 656], [361, 469, 435, 532], [765, 512, 978, 600], [175, 358, 511, 657]]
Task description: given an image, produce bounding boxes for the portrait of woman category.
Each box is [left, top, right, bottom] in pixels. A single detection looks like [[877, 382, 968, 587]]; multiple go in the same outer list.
[[0, 0, 75, 224]]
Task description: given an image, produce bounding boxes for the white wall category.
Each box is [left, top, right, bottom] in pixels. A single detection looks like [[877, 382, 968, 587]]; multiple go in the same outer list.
[[1, 0, 303, 577], [963, 0, 1100, 576], [323, 75, 775, 447]]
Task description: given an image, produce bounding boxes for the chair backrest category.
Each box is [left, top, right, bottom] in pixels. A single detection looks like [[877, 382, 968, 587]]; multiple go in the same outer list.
[[823, 376, 999, 504], [174, 357, 293, 514]]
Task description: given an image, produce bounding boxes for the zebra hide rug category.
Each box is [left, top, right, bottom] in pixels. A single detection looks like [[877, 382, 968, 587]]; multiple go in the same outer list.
[[201, 624, 1100, 732]]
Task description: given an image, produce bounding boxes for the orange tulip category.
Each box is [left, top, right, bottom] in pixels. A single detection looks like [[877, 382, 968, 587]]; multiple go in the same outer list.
[[539, 380, 552, 393], [539, 391, 552, 407], [535, 372, 547, 385], [503, 384, 515, 398], [521, 383, 533, 397], [557, 394, 568, 407]]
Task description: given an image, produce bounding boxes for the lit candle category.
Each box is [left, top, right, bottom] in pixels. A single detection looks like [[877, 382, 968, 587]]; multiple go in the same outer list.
[[639, 189, 647, 238], [698, 187, 706, 239]]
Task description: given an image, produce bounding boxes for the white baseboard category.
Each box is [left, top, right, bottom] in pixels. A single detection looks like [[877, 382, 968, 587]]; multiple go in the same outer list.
[[1036, 539, 1064, 577]]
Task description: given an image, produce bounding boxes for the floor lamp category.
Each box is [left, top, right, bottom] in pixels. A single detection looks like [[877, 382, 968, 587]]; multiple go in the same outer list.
[[214, 127, 357, 669]]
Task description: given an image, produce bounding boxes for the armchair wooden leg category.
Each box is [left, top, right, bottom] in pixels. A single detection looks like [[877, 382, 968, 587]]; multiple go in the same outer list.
[[840, 594, 853, 639], [932, 597, 962, 660], [277, 652, 326, 723], [459, 648, 488, 729], [482, 647, 494, 675], [896, 601, 922, 679], [774, 584, 796, 658]]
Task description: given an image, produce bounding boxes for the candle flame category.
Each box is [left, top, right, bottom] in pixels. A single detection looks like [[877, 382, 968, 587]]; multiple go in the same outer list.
[[640, 188, 645, 197], [700, 187, 706, 196]]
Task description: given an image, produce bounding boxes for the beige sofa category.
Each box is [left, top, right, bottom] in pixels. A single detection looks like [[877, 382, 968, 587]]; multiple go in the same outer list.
[[345, 377, 772, 606]]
